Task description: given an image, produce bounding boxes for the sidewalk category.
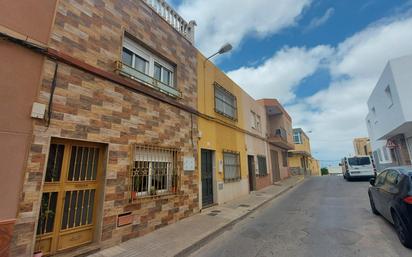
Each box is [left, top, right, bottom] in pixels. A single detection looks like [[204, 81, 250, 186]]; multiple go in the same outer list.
[[89, 176, 304, 257]]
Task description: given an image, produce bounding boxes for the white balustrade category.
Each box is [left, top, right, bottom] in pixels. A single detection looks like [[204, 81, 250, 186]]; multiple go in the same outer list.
[[143, 0, 195, 44]]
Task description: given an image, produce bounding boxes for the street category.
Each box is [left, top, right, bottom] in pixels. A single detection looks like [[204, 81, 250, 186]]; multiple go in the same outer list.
[[189, 176, 412, 257]]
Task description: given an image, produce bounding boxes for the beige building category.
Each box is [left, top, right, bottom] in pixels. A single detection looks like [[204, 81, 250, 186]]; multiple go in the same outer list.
[[353, 137, 372, 156]]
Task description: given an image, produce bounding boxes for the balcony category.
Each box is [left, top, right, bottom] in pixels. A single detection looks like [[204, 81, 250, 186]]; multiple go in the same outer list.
[[115, 61, 182, 98], [268, 128, 294, 150], [143, 0, 196, 44]]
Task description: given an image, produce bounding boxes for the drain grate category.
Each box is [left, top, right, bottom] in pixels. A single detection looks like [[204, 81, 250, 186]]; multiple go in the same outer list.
[[211, 210, 221, 213], [207, 213, 218, 216], [238, 204, 250, 208]]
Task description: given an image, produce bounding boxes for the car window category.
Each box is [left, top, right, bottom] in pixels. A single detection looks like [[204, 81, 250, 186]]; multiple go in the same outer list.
[[375, 171, 388, 186], [385, 170, 399, 185]]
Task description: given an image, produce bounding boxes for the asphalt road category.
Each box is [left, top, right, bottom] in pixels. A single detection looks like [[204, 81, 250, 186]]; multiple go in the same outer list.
[[189, 176, 412, 257]]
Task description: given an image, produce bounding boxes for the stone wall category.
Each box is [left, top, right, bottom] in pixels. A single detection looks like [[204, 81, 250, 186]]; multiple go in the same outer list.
[[11, 0, 198, 255]]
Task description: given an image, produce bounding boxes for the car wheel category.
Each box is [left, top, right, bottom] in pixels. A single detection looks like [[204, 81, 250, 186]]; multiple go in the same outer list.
[[368, 192, 379, 215], [392, 210, 412, 248]]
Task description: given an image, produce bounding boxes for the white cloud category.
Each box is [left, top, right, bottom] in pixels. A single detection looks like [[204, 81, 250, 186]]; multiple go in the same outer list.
[[227, 45, 333, 102], [305, 7, 335, 31], [227, 13, 412, 165], [177, 0, 311, 56]]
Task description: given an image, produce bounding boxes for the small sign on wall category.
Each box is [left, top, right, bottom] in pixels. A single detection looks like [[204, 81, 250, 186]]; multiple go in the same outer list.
[[218, 160, 223, 173], [183, 156, 195, 171]]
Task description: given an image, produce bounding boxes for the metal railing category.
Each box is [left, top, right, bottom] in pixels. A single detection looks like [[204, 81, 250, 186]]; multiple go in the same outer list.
[[143, 0, 196, 44], [274, 127, 287, 140], [130, 145, 180, 200], [115, 60, 182, 98]]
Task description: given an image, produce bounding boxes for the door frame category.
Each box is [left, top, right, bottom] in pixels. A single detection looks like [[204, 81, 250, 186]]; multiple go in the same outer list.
[[35, 138, 106, 255], [247, 155, 256, 192], [270, 150, 281, 183], [200, 148, 215, 208]]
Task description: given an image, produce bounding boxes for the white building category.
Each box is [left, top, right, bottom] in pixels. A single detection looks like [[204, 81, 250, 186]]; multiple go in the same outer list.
[[366, 55, 412, 170]]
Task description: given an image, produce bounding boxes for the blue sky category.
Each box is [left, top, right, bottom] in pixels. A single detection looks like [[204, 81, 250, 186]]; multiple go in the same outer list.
[[174, 0, 412, 166]]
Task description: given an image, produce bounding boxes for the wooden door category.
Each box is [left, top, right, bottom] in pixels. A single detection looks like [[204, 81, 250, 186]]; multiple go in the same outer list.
[[201, 149, 214, 206], [35, 139, 103, 255], [271, 150, 281, 182]]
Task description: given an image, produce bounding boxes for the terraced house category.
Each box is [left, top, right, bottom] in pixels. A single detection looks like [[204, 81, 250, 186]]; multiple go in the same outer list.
[[0, 0, 198, 256], [197, 54, 295, 207]]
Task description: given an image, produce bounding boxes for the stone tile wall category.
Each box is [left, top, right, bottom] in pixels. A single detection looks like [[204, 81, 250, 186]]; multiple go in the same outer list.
[[11, 0, 198, 255]]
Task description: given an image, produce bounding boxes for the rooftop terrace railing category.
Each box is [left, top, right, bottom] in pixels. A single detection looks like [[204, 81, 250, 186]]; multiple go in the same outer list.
[[143, 0, 196, 44]]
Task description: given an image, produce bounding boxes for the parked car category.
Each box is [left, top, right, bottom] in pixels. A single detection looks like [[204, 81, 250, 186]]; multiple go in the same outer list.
[[341, 156, 375, 180], [368, 167, 412, 248]]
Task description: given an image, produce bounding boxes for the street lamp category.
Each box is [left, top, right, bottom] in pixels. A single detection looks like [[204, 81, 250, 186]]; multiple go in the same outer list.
[[206, 43, 233, 60]]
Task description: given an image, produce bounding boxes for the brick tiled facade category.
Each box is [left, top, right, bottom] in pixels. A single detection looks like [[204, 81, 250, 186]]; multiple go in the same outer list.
[[11, 0, 198, 256]]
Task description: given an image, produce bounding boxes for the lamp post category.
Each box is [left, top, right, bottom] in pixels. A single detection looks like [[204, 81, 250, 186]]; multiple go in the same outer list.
[[206, 43, 233, 60]]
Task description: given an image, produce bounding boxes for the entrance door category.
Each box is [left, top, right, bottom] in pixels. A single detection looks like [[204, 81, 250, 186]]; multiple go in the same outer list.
[[35, 139, 103, 255], [248, 155, 256, 191], [271, 150, 281, 182], [201, 149, 214, 207]]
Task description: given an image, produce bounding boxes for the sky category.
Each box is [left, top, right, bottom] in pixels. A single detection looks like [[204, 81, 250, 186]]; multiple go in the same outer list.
[[171, 0, 412, 166]]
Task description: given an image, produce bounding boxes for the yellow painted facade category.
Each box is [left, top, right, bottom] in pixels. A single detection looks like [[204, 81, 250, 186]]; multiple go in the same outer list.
[[288, 128, 319, 175], [197, 52, 249, 206]]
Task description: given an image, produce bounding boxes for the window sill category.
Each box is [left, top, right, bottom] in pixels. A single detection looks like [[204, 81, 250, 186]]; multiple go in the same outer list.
[[214, 109, 238, 122], [115, 61, 182, 98], [131, 191, 180, 202], [224, 178, 241, 183]]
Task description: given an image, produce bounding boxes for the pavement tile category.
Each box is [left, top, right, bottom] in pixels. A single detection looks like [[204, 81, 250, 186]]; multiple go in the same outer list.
[[88, 176, 304, 257]]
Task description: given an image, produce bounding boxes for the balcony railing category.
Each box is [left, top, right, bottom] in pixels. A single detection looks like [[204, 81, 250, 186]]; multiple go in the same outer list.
[[143, 0, 196, 44], [274, 128, 287, 140], [268, 127, 294, 150], [115, 61, 182, 98]]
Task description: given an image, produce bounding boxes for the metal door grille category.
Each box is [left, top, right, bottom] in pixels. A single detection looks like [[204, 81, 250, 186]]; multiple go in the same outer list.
[[35, 139, 103, 255]]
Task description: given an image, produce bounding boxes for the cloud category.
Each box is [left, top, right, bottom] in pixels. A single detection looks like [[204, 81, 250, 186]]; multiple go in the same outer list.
[[177, 0, 311, 56], [305, 7, 335, 32], [227, 12, 412, 165], [227, 45, 333, 102]]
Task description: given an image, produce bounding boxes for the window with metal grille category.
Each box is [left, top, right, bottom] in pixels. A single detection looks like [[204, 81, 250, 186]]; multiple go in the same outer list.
[[214, 83, 237, 120], [131, 145, 179, 199], [257, 156, 267, 176], [223, 151, 241, 182]]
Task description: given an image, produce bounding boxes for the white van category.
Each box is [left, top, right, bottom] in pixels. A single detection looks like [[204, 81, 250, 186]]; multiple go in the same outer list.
[[341, 155, 375, 180]]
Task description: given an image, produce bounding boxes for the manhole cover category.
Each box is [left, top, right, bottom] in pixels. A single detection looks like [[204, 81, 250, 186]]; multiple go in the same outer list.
[[238, 204, 250, 208]]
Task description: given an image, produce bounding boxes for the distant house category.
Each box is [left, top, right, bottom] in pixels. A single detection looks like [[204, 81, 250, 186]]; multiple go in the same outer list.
[[288, 128, 320, 176], [353, 137, 372, 156]]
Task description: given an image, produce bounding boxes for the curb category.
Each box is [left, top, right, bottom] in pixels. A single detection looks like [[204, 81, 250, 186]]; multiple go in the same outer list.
[[174, 177, 305, 257]]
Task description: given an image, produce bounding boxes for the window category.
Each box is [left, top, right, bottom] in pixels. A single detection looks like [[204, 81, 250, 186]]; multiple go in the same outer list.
[[385, 170, 399, 185], [131, 145, 179, 198], [382, 146, 389, 161], [282, 151, 288, 167], [293, 131, 302, 144], [375, 171, 388, 186], [215, 83, 237, 120], [223, 151, 241, 182], [120, 36, 180, 97], [257, 156, 267, 176], [385, 85, 393, 108], [377, 149, 383, 162], [251, 111, 261, 131], [348, 157, 371, 166]]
